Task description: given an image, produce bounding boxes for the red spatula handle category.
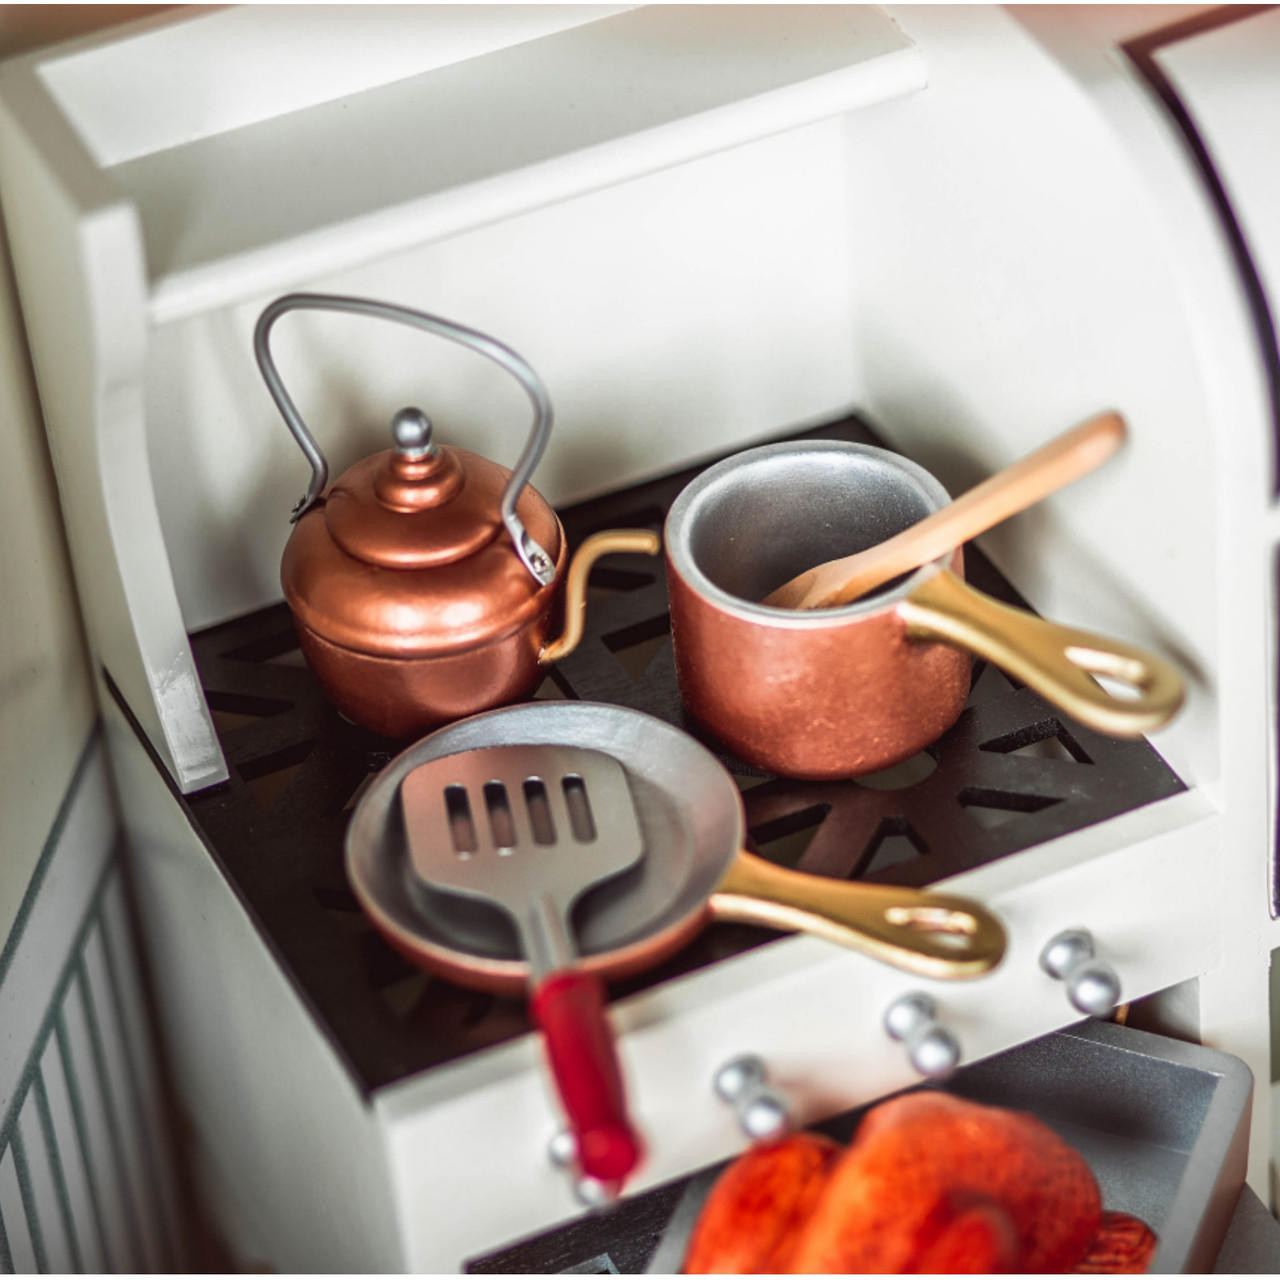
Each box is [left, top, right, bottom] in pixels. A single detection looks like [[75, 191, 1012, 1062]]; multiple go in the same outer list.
[[531, 969, 642, 1184]]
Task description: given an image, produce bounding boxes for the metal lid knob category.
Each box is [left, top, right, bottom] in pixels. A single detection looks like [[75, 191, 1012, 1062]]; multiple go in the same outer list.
[[391, 407, 436, 459]]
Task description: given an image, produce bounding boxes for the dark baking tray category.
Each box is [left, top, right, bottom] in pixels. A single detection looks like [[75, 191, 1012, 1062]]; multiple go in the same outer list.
[[470, 1021, 1252, 1275], [942, 1021, 1252, 1274]]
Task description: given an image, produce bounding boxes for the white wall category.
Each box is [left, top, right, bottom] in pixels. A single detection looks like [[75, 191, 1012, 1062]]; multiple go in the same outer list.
[[0, 6, 120, 952]]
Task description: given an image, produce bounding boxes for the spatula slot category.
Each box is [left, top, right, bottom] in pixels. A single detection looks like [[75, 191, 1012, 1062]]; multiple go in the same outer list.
[[523, 779, 556, 845], [444, 785, 478, 856], [562, 775, 597, 843], [483, 781, 517, 852]]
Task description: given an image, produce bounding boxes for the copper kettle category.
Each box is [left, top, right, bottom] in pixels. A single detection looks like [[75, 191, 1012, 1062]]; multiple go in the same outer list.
[[255, 293, 659, 738]]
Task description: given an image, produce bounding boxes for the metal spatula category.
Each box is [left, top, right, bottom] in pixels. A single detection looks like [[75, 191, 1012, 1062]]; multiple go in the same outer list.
[[400, 744, 646, 1184]]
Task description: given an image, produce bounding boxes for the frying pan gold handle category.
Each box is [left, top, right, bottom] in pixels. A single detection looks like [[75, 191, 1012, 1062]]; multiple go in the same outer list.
[[711, 851, 1007, 979], [898, 570, 1185, 738]]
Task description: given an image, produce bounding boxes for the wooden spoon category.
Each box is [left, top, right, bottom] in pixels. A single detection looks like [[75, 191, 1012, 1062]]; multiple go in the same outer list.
[[762, 411, 1127, 611]]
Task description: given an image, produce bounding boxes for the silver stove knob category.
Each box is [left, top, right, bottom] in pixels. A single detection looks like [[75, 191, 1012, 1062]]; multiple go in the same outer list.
[[1040, 927, 1121, 1016], [884, 991, 962, 1079]]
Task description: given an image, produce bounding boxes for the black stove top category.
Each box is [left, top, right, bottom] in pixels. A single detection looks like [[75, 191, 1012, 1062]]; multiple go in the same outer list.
[[167, 413, 1184, 1096]]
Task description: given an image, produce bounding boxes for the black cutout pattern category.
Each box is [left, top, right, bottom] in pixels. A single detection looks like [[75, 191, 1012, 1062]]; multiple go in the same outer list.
[[602, 614, 672, 683], [980, 717, 1093, 765], [183, 414, 1185, 1093]]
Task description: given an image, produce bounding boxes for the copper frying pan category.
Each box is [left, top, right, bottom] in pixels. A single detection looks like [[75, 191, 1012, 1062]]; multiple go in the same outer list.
[[345, 702, 1007, 994]]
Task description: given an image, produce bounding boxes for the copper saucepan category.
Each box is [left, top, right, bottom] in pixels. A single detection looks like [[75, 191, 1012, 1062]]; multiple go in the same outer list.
[[255, 293, 658, 739], [664, 440, 1184, 779], [345, 701, 1008, 996]]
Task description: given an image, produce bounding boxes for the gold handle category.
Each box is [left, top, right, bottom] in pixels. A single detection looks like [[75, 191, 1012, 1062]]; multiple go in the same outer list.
[[711, 850, 1007, 979], [539, 529, 662, 664], [898, 570, 1185, 738]]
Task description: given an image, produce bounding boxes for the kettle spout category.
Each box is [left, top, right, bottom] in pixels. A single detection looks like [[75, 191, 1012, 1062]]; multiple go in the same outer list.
[[539, 529, 662, 664]]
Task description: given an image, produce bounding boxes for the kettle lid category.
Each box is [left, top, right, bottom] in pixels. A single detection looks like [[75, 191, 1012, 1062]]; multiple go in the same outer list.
[[323, 408, 522, 570]]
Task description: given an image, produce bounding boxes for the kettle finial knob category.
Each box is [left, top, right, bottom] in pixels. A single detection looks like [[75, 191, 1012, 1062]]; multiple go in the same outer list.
[[391, 407, 436, 459]]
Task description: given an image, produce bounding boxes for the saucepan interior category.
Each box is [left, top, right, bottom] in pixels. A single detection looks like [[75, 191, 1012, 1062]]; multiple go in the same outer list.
[[665, 440, 954, 619]]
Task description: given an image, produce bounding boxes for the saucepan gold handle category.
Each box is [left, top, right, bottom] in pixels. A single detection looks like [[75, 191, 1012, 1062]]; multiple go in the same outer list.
[[897, 570, 1185, 738], [540, 529, 662, 663], [711, 851, 1007, 979]]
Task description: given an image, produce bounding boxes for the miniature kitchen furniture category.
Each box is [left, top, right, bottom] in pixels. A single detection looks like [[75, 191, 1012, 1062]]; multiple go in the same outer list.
[[1, 4, 1277, 1270]]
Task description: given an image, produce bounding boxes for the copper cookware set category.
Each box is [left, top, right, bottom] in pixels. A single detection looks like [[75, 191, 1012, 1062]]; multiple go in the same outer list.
[[257, 292, 1184, 1188]]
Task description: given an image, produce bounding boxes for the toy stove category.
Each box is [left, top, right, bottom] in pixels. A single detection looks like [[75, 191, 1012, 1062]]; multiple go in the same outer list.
[[2, 4, 1278, 1272], [174, 411, 1183, 1096]]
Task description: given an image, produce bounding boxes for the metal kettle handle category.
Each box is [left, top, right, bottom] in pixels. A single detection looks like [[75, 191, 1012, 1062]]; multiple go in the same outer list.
[[253, 292, 557, 586]]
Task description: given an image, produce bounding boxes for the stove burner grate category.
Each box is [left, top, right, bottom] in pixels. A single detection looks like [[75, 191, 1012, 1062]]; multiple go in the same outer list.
[[180, 414, 1184, 1094]]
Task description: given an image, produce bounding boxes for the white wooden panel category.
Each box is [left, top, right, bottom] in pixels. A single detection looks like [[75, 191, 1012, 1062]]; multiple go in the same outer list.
[[0, 236, 96, 947], [38, 5, 631, 166], [0, 920, 183, 1276], [78, 6, 919, 319], [104, 694, 404, 1271], [37, 1038, 106, 1274], [13, 1101, 71, 1274], [0, 730, 187, 1274], [80, 922, 167, 1273], [1008, 1, 1277, 1196], [1154, 8, 1280, 354], [0, 79, 225, 792], [58, 979, 139, 1273], [98, 877, 184, 1269], [0, 1147, 35, 1275], [0, 741, 115, 1125]]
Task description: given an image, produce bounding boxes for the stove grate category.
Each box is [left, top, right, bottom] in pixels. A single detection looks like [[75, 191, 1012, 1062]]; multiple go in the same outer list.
[[181, 414, 1184, 1094]]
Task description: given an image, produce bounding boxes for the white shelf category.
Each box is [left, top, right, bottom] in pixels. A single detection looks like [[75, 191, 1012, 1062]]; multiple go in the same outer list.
[[37, 5, 924, 321]]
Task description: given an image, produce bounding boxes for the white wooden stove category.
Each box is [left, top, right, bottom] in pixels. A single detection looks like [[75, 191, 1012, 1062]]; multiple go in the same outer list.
[[1, 4, 1277, 1270]]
